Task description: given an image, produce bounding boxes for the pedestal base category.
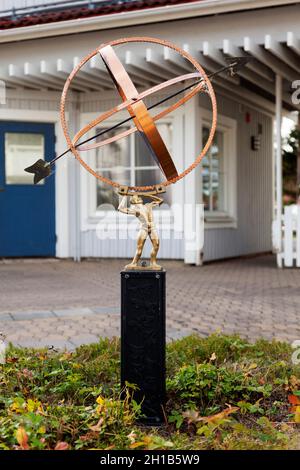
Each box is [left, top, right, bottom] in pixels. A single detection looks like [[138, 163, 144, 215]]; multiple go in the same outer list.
[[121, 269, 166, 425]]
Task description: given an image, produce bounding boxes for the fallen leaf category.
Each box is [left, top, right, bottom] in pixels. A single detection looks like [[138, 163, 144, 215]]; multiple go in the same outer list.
[[288, 394, 300, 419], [210, 352, 217, 361], [289, 375, 300, 391], [59, 352, 72, 362], [206, 406, 239, 423], [200, 406, 239, 424], [89, 418, 104, 432], [294, 406, 300, 424], [183, 406, 239, 425], [6, 357, 18, 363], [38, 426, 46, 434], [37, 353, 47, 361], [129, 442, 145, 449], [288, 394, 300, 406], [16, 427, 29, 450], [55, 441, 69, 450], [72, 363, 82, 369], [96, 396, 105, 405], [127, 430, 138, 444]]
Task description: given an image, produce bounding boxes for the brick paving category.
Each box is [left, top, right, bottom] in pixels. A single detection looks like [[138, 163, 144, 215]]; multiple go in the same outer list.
[[0, 255, 299, 349]]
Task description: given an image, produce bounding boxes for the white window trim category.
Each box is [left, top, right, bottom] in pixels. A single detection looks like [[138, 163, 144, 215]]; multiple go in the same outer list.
[[200, 108, 237, 230], [80, 110, 177, 231]]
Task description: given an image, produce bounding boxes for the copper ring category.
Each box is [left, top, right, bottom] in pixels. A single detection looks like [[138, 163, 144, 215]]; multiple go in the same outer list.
[[99, 45, 178, 180], [60, 36, 217, 192]]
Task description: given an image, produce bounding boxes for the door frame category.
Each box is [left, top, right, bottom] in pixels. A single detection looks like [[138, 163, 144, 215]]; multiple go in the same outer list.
[[0, 108, 69, 257]]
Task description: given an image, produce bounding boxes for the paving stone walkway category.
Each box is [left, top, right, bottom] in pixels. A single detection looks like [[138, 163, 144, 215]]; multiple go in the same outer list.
[[0, 255, 299, 349]]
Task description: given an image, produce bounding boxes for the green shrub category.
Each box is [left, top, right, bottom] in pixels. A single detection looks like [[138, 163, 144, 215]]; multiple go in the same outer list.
[[0, 334, 299, 450], [167, 362, 273, 412]]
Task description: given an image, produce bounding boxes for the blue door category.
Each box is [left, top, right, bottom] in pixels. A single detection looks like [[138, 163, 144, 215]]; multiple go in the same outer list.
[[0, 122, 55, 257]]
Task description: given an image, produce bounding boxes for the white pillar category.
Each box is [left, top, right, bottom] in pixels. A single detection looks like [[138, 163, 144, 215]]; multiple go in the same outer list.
[[55, 119, 70, 258], [68, 93, 81, 262], [275, 74, 282, 267], [183, 98, 203, 265]]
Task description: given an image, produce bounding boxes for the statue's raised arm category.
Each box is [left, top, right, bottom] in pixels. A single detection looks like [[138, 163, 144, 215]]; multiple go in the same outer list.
[[146, 194, 164, 207]]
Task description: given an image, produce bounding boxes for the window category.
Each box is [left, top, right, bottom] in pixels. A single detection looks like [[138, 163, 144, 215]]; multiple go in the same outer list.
[[202, 128, 224, 212], [5, 132, 45, 185], [201, 111, 237, 226], [95, 127, 131, 210], [95, 122, 172, 210]]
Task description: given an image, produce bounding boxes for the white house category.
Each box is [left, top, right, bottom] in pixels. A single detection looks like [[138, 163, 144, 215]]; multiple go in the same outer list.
[[0, 0, 299, 265]]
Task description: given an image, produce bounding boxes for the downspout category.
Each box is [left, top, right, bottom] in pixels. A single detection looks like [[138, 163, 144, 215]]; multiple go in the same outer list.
[[275, 74, 282, 267], [297, 114, 300, 198]]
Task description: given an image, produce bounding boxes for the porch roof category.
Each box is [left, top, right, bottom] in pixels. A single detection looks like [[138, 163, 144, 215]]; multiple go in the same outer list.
[[1, 30, 299, 112], [0, 0, 193, 30]]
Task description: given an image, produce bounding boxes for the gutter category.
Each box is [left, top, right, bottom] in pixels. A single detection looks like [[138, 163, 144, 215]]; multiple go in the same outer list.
[[0, 0, 297, 43]]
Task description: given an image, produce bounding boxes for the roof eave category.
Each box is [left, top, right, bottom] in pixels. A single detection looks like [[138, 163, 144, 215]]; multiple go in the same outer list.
[[0, 0, 296, 44]]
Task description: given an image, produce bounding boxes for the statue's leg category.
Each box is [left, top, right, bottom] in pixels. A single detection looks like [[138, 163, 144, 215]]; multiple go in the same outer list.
[[149, 229, 161, 269], [125, 229, 147, 269]]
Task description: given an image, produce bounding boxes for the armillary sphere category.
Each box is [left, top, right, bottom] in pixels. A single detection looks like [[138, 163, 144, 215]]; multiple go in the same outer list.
[[61, 36, 217, 192], [25, 37, 250, 191]]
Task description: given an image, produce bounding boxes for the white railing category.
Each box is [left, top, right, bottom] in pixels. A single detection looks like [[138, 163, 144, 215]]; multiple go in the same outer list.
[[276, 205, 300, 268]]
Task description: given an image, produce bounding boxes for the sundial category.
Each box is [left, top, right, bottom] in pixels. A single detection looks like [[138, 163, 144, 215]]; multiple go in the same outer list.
[[25, 36, 247, 269]]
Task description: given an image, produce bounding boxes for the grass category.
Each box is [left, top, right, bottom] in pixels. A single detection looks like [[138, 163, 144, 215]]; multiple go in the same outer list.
[[0, 333, 299, 450]]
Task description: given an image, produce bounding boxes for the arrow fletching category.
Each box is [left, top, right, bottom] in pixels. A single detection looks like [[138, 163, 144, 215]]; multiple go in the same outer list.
[[225, 56, 253, 76], [24, 159, 51, 184]]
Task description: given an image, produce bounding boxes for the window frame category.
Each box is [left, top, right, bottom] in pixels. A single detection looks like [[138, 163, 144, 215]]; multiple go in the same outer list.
[[200, 109, 237, 229]]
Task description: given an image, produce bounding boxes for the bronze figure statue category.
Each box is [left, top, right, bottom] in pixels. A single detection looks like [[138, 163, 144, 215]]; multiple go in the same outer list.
[[118, 189, 164, 270]]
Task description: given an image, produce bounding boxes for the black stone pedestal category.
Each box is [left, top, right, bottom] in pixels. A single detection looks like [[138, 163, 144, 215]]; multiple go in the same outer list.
[[121, 270, 166, 425]]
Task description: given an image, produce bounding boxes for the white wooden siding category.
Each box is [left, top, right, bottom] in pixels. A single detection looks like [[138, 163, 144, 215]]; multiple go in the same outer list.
[[5, 89, 61, 111], [80, 231, 184, 259], [202, 92, 273, 261]]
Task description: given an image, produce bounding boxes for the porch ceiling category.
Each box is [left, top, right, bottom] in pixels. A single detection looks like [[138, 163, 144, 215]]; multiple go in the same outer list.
[[1, 31, 299, 111]]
